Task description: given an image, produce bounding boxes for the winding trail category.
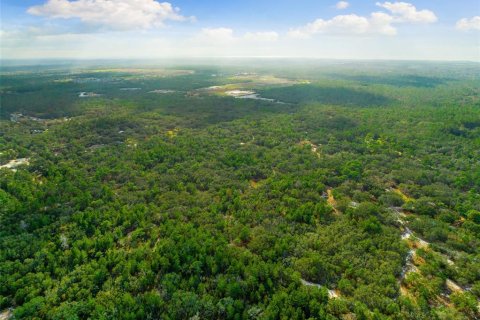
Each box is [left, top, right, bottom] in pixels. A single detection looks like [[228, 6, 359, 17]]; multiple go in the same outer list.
[[301, 279, 339, 299]]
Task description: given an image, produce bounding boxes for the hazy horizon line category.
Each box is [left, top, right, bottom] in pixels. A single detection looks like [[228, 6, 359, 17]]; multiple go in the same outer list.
[[1, 57, 479, 66]]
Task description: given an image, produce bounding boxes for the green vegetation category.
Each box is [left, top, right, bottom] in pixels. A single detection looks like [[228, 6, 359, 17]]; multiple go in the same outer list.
[[1, 61, 479, 319]]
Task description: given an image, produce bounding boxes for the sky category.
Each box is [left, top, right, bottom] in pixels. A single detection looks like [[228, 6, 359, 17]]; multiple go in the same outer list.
[[0, 0, 479, 61]]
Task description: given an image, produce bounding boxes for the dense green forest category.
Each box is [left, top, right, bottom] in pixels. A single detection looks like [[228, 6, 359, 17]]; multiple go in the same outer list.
[[0, 61, 479, 319]]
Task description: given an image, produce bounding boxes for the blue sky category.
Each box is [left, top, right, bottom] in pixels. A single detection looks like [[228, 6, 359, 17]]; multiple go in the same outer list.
[[1, 0, 479, 60]]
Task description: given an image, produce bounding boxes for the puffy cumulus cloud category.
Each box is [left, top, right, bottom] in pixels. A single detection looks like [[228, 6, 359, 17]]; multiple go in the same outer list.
[[243, 31, 279, 42], [335, 1, 349, 10], [27, 0, 192, 30], [288, 12, 396, 38], [376, 2, 437, 23], [456, 16, 480, 31], [369, 12, 397, 35], [288, 2, 436, 38]]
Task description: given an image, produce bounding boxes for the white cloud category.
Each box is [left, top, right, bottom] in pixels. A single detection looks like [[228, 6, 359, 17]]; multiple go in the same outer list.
[[288, 13, 396, 38], [456, 16, 480, 31], [244, 31, 279, 42], [335, 1, 349, 10], [27, 0, 192, 30], [376, 1, 437, 23], [289, 2, 436, 38], [369, 12, 397, 35]]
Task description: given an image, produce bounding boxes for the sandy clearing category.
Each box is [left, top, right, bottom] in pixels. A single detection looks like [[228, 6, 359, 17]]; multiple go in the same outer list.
[[0, 158, 29, 171]]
